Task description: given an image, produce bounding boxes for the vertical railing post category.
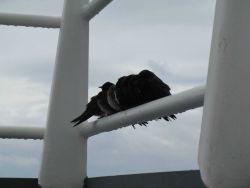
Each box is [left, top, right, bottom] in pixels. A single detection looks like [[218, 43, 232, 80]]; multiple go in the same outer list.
[[198, 1, 250, 187], [39, 0, 89, 187]]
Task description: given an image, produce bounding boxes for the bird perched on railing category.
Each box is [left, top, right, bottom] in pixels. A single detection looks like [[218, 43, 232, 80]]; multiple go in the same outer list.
[[71, 82, 114, 127], [71, 69, 176, 127]]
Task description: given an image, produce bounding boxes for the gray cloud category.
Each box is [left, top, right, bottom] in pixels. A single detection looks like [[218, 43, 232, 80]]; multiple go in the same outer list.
[[97, 0, 215, 27], [0, 139, 42, 177], [88, 109, 203, 177]]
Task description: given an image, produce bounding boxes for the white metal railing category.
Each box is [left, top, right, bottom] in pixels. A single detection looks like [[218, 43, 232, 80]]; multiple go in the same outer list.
[[0, 126, 44, 139], [0, 13, 60, 28], [81, 0, 113, 20], [2, 0, 250, 188], [0, 86, 205, 140], [0, 0, 112, 28], [198, 1, 250, 187], [0, 1, 205, 187]]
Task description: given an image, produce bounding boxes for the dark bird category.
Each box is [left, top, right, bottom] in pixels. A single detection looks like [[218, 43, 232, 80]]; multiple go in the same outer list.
[[71, 82, 114, 127], [134, 70, 177, 121], [114, 70, 176, 121], [71, 69, 176, 127]]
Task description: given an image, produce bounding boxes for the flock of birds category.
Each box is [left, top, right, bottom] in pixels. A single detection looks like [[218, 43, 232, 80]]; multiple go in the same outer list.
[[71, 69, 176, 127]]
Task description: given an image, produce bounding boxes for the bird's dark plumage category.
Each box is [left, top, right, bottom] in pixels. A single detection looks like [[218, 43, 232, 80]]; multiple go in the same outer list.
[[71, 82, 114, 127], [71, 70, 176, 127]]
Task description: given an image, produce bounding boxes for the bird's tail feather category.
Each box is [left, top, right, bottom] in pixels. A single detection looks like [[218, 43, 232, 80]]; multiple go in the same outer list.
[[71, 110, 92, 127]]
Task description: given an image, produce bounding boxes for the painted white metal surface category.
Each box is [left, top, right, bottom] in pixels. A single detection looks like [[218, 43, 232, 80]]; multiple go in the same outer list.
[[0, 13, 60, 28], [0, 126, 44, 139], [198, 1, 250, 187], [0, 86, 205, 140], [38, 0, 89, 187], [81, 0, 113, 20], [80, 86, 205, 138]]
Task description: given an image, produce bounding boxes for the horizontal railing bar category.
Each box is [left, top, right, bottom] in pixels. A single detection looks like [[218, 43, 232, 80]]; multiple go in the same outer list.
[[0, 13, 61, 28], [0, 86, 205, 140], [78, 85, 205, 138], [0, 126, 44, 139], [81, 0, 113, 20]]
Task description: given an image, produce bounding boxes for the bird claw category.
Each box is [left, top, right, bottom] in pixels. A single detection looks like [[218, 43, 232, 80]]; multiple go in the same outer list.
[[170, 114, 177, 120]]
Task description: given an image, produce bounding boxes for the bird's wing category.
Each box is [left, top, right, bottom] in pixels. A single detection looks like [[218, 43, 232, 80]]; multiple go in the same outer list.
[[107, 85, 121, 112], [71, 96, 100, 126], [97, 91, 116, 116]]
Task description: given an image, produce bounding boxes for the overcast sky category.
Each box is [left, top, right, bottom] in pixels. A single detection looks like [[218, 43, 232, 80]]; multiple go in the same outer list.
[[0, 0, 215, 178]]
